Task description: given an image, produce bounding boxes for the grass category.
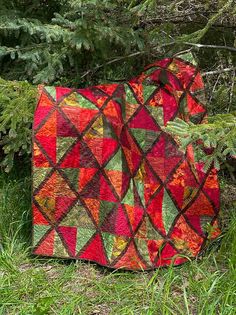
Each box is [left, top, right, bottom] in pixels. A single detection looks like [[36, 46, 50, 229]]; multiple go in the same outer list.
[[0, 164, 236, 314]]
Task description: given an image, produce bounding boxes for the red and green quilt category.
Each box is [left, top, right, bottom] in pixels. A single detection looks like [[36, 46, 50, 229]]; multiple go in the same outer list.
[[32, 56, 220, 270]]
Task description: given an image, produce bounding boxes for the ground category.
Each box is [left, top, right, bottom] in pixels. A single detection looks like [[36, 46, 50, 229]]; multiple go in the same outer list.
[[0, 164, 235, 315]]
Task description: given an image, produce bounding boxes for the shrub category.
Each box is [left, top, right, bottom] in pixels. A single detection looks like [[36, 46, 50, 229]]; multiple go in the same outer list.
[[0, 78, 36, 172]]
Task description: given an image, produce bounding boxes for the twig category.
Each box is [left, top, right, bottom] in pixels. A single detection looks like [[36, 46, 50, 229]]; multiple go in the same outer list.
[[140, 17, 235, 29], [80, 41, 177, 78], [202, 67, 236, 76], [80, 42, 236, 79], [183, 42, 236, 53], [208, 73, 221, 105], [228, 70, 235, 113], [80, 51, 144, 79], [174, 48, 193, 57]]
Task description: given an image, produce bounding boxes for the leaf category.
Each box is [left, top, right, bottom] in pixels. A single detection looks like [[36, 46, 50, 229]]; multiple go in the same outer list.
[[214, 157, 221, 170]]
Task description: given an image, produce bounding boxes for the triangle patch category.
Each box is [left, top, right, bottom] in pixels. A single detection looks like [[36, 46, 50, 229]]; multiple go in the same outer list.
[[55, 196, 77, 221], [62, 106, 99, 133], [57, 137, 77, 163], [83, 198, 100, 225], [37, 111, 57, 137], [114, 205, 132, 237], [124, 204, 144, 232], [129, 107, 160, 131], [58, 226, 77, 256], [131, 129, 160, 153], [146, 105, 164, 127], [100, 174, 118, 202], [162, 189, 179, 234], [84, 138, 118, 166], [105, 170, 129, 199], [53, 231, 69, 257], [57, 111, 78, 137], [143, 84, 158, 103], [78, 233, 107, 266], [123, 102, 140, 123], [60, 204, 95, 228], [113, 241, 146, 270], [156, 242, 182, 267], [33, 229, 55, 256], [35, 135, 56, 163]]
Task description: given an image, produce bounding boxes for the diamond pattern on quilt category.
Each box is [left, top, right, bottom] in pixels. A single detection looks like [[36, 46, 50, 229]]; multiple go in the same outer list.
[[32, 56, 220, 270]]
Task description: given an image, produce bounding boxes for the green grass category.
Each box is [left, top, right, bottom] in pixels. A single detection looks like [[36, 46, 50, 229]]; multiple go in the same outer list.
[[0, 165, 236, 314]]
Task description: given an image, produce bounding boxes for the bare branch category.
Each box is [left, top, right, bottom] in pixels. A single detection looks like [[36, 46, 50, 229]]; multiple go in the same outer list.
[[202, 67, 236, 76], [183, 42, 236, 53], [80, 51, 143, 79], [228, 70, 235, 113], [80, 42, 236, 79], [140, 15, 236, 29]]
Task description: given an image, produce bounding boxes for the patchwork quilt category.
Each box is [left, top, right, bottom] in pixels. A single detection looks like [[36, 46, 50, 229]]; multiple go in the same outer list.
[[32, 56, 220, 270]]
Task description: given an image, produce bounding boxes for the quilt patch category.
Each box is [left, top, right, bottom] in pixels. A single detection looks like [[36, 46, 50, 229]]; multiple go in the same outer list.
[[32, 57, 220, 270]]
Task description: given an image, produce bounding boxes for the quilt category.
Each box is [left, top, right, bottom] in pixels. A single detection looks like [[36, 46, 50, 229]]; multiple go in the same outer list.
[[32, 56, 220, 270]]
